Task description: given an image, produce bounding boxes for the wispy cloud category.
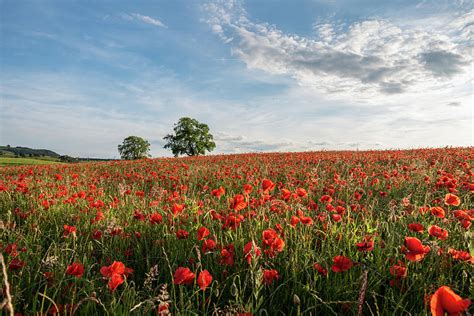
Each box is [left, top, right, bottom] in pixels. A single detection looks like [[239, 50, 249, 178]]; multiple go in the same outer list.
[[125, 13, 167, 28]]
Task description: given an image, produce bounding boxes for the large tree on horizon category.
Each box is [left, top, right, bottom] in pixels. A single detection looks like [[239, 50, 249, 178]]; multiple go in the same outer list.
[[118, 136, 151, 160], [163, 117, 216, 157]]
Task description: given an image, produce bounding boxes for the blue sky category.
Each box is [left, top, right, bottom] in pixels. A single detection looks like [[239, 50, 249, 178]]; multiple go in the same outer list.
[[0, 0, 472, 158]]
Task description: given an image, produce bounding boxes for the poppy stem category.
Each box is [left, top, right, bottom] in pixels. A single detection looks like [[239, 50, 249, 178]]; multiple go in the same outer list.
[[357, 269, 369, 316], [0, 253, 14, 316]]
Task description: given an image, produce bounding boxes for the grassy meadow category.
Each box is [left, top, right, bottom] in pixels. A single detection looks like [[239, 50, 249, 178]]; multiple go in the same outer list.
[[0, 148, 472, 315]]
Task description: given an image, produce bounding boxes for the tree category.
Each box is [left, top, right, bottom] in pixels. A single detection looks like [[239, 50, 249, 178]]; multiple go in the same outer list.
[[163, 117, 216, 157], [118, 136, 151, 160]]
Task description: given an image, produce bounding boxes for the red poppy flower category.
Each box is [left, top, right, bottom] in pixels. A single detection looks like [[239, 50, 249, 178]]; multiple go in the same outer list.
[[444, 193, 461, 206], [460, 219, 471, 229], [262, 229, 285, 257], [430, 286, 471, 316], [261, 179, 275, 192], [197, 270, 213, 290], [453, 210, 471, 221], [92, 230, 103, 240], [108, 273, 124, 291], [320, 195, 333, 203], [176, 229, 189, 240], [202, 238, 217, 253], [100, 261, 125, 278], [448, 249, 472, 262], [263, 269, 279, 285], [243, 241, 262, 264], [172, 203, 185, 216], [290, 215, 300, 227], [331, 256, 353, 273], [408, 223, 424, 233], [356, 238, 374, 252], [430, 207, 445, 219], [281, 189, 292, 201], [296, 188, 308, 198], [100, 261, 129, 292], [4, 243, 18, 257], [313, 263, 328, 277], [173, 267, 195, 285], [9, 258, 26, 271], [389, 261, 407, 279], [428, 225, 449, 241], [211, 186, 225, 198], [220, 244, 235, 266], [66, 262, 84, 278], [300, 216, 313, 226], [404, 237, 430, 262], [197, 227, 210, 241], [63, 225, 76, 237], [243, 184, 253, 195], [149, 213, 163, 224], [331, 213, 342, 222], [230, 194, 247, 211]]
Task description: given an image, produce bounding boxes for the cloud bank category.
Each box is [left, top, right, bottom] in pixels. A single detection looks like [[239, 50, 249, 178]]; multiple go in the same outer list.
[[204, 0, 473, 101]]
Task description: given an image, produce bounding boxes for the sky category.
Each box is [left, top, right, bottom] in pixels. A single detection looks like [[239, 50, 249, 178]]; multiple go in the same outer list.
[[0, 0, 472, 158]]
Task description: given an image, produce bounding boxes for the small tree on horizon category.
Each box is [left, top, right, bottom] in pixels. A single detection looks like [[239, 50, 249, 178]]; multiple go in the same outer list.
[[118, 136, 151, 160], [163, 117, 216, 157]]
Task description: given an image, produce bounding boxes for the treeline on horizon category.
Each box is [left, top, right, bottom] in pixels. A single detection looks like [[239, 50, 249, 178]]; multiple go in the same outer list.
[[0, 145, 116, 162]]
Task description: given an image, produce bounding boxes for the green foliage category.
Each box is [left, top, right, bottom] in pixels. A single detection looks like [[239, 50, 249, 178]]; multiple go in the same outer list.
[[0, 145, 60, 157], [118, 136, 151, 160], [163, 117, 216, 157], [59, 155, 80, 163]]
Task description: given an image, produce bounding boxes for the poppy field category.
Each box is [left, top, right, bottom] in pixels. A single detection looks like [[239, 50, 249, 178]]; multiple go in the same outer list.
[[0, 148, 472, 315]]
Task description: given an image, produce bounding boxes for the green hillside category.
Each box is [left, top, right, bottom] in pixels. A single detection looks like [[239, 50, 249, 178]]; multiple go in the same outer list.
[[0, 145, 60, 157]]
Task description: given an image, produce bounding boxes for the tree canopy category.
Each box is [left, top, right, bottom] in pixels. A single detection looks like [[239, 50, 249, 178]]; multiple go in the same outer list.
[[163, 117, 216, 157], [118, 136, 151, 160]]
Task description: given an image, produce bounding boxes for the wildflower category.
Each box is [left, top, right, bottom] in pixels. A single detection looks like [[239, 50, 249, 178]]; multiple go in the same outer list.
[[408, 223, 424, 233], [63, 225, 77, 237], [263, 269, 279, 285], [243, 184, 253, 195], [428, 225, 449, 241], [261, 179, 275, 192], [430, 207, 445, 219], [197, 227, 210, 241], [66, 262, 84, 278], [331, 256, 353, 273], [243, 241, 262, 264], [430, 286, 471, 316], [173, 267, 195, 285], [313, 263, 328, 277], [230, 194, 247, 211], [100, 261, 132, 292], [389, 261, 407, 279], [9, 258, 26, 271], [202, 238, 217, 253], [176, 229, 189, 240], [149, 213, 163, 224], [296, 188, 308, 198], [404, 237, 430, 262], [197, 270, 213, 290], [356, 237, 374, 252], [172, 203, 185, 216], [444, 193, 461, 206], [220, 244, 235, 266]]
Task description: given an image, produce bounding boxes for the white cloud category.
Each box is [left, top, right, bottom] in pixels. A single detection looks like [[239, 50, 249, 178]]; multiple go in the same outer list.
[[126, 13, 167, 28], [204, 1, 473, 102]]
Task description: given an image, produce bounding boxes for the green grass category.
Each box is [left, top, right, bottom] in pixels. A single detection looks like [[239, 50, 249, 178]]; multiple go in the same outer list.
[[0, 157, 62, 166], [0, 148, 471, 315]]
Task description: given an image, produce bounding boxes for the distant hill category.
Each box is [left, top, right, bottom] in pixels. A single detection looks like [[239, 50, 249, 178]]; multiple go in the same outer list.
[[0, 146, 60, 158], [0, 145, 118, 163]]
